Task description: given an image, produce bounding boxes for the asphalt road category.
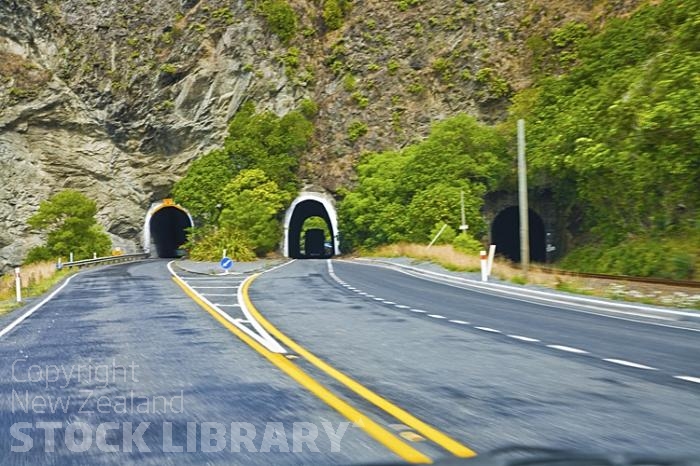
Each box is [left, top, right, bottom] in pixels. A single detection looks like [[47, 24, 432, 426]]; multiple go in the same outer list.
[[248, 259, 700, 458], [2, 258, 699, 465], [0, 260, 393, 465]]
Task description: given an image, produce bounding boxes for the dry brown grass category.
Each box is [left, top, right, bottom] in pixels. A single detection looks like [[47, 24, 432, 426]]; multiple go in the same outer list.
[[367, 243, 562, 286], [364, 243, 700, 309], [0, 262, 69, 315]]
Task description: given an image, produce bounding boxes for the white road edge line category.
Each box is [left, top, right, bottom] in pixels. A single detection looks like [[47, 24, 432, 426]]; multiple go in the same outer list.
[[508, 335, 540, 342], [343, 259, 700, 333], [602, 359, 657, 370], [168, 261, 287, 354], [0, 273, 79, 339], [547, 345, 588, 354], [674, 376, 700, 384], [474, 326, 501, 333]]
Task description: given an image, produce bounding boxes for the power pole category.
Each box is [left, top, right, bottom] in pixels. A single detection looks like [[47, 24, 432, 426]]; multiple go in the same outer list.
[[459, 190, 469, 234], [517, 119, 530, 274]]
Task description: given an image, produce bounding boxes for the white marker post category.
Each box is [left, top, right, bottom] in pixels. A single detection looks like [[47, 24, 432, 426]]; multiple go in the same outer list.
[[487, 244, 496, 277], [69, 252, 74, 263], [15, 268, 22, 303], [480, 250, 488, 282], [93, 252, 97, 259]]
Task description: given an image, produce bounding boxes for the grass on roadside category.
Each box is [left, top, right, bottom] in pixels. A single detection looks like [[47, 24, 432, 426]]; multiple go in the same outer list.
[[0, 262, 74, 316], [362, 243, 700, 309]]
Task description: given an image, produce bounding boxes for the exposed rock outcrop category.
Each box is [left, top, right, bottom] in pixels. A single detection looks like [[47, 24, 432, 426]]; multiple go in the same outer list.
[[0, 0, 643, 271]]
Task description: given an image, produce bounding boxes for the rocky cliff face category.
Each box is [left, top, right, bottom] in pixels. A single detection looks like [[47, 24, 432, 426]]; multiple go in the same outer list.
[[0, 0, 642, 270]]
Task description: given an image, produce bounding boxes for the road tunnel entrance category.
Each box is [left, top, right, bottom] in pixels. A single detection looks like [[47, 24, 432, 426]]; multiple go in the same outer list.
[[284, 193, 339, 259], [143, 200, 194, 258], [491, 206, 546, 263]]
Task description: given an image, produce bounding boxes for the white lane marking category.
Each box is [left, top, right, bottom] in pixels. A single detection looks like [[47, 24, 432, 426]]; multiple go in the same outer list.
[[508, 335, 540, 342], [547, 345, 588, 354], [344, 260, 700, 333], [475, 326, 501, 333], [179, 277, 240, 280], [200, 293, 236, 297], [602, 359, 657, 370], [428, 314, 446, 319], [366, 295, 376, 298], [395, 305, 410, 309], [449, 320, 470, 325], [214, 304, 241, 308], [373, 298, 385, 301], [384, 301, 396, 305], [168, 261, 286, 354], [191, 286, 239, 289], [409, 309, 427, 313], [674, 376, 700, 384], [0, 273, 79, 339]]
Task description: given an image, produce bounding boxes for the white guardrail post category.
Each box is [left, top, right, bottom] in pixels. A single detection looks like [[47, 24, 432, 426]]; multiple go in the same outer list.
[[15, 267, 22, 303]]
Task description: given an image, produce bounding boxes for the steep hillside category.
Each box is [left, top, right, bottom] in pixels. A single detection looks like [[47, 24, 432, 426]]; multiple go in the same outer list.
[[0, 0, 644, 270]]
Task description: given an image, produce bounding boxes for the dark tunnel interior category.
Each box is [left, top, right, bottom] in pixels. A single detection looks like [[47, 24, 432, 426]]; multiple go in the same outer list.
[[149, 207, 192, 258], [491, 206, 546, 263], [288, 200, 334, 259]]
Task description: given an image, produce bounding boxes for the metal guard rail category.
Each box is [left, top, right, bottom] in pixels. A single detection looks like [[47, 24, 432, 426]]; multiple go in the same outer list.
[[59, 253, 150, 270]]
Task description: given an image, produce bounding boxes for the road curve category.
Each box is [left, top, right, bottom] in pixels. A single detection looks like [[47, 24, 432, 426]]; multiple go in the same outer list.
[[247, 259, 700, 457], [0, 260, 395, 465]]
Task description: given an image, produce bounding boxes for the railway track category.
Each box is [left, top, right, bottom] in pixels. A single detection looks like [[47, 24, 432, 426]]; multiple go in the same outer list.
[[536, 267, 700, 289]]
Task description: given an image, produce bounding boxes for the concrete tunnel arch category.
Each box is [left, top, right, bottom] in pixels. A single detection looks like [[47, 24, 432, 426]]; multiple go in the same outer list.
[[283, 192, 340, 258], [143, 199, 194, 258], [491, 206, 546, 263]]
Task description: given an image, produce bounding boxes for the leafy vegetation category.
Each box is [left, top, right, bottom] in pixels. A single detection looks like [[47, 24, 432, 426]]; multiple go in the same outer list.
[[255, 0, 297, 43], [509, 0, 700, 278], [25, 190, 111, 263], [173, 102, 314, 259], [339, 114, 507, 251]]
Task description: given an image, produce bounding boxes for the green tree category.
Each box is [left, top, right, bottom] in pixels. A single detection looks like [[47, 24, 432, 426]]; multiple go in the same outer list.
[[340, 114, 507, 249], [25, 190, 111, 262], [218, 169, 292, 255], [172, 149, 236, 223]]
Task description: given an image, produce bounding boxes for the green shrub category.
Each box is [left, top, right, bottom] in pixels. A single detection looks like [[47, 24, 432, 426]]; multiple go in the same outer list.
[[323, 0, 344, 30], [453, 233, 482, 254], [185, 225, 256, 262], [258, 0, 297, 42], [429, 223, 456, 245], [347, 121, 368, 142]]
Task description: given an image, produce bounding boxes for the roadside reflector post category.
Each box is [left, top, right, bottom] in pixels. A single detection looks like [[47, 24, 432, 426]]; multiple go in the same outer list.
[[480, 251, 488, 282], [69, 252, 74, 263], [222, 249, 227, 259], [93, 252, 97, 259], [56, 257, 62, 270], [15, 267, 22, 303], [487, 244, 496, 277]]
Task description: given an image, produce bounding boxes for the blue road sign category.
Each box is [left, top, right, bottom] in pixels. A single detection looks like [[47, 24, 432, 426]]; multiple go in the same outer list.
[[220, 257, 234, 270]]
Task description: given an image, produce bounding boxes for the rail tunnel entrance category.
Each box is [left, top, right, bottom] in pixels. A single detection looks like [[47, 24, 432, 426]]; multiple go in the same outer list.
[[143, 200, 194, 258], [283, 193, 340, 259], [491, 206, 546, 263]]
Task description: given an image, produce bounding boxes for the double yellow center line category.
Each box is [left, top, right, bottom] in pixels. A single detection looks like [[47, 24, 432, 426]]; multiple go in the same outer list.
[[173, 271, 476, 463]]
